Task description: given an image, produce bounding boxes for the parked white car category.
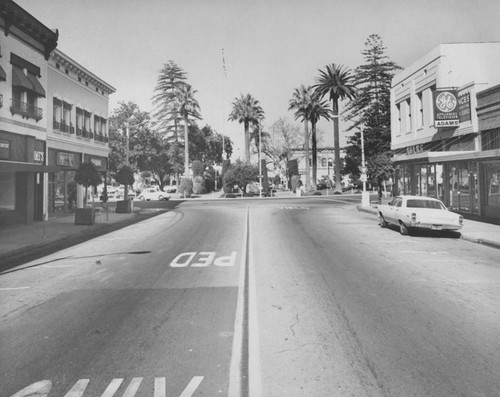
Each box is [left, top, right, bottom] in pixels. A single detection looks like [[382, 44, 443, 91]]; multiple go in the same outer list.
[[378, 195, 463, 235], [137, 188, 170, 201]]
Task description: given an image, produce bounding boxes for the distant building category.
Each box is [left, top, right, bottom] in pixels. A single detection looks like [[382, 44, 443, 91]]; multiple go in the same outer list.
[[0, 0, 115, 225], [390, 42, 500, 221]]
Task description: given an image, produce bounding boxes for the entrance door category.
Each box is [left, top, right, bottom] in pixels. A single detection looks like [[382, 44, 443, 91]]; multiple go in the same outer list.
[[470, 167, 479, 215]]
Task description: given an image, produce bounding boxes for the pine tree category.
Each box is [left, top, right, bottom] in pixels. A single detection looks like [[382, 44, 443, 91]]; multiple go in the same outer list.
[[343, 34, 401, 185]]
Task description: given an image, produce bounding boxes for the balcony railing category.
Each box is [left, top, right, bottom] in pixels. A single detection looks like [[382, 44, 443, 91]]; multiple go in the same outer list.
[[70, 124, 75, 134], [61, 121, 69, 133], [0, 94, 3, 108], [76, 128, 82, 136], [53, 119, 60, 130], [11, 99, 43, 121]]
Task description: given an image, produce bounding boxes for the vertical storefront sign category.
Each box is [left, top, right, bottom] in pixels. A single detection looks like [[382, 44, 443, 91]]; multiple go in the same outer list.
[[434, 89, 460, 128], [458, 92, 471, 122]]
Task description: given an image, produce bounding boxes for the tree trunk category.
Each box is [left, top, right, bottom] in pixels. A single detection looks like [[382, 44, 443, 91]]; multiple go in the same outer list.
[[184, 116, 189, 177], [244, 121, 250, 163], [304, 119, 311, 190], [332, 101, 342, 193], [311, 121, 317, 190]]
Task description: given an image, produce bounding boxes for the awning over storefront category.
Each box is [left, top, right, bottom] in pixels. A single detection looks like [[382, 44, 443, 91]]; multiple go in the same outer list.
[[393, 152, 429, 163], [12, 66, 32, 90], [0, 161, 59, 172], [395, 150, 500, 164], [27, 73, 46, 97], [0, 65, 6, 81], [428, 151, 476, 163]]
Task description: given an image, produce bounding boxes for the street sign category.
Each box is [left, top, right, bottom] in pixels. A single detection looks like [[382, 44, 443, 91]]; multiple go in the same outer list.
[[360, 174, 367, 182], [359, 166, 367, 174]]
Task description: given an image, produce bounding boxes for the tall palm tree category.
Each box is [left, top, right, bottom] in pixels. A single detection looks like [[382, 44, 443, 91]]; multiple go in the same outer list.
[[289, 85, 313, 190], [228, 94, 265, 163], [308, 94, 331, 188], [178, 84, 201, 177], [314, 64, 357, 193]]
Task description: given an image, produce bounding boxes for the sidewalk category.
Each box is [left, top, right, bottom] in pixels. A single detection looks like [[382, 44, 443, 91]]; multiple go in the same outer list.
[[0, 207, 166, 269]]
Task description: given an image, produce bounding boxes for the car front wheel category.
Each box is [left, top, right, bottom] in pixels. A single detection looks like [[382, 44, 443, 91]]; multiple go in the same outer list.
[[399, 221, 409, 235], [379, 213, 388, 228]]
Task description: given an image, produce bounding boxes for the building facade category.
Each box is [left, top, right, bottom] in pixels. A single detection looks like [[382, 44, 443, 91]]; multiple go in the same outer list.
[[390, 43, 500, 221], [1, 0, 115, 225], [47, 49, 115, 213], [0, 1, 58, 225]]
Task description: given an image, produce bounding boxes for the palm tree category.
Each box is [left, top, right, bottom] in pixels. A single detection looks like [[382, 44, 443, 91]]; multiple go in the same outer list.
[[178, 84, 201, 177], [314, 64, 357, 193], [289, 85, 313, 190], [308, 94, 331, 188], [228, 94, 265, 163]]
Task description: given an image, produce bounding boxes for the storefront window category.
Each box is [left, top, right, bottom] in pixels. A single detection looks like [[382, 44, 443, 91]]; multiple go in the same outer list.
[[427, 165, 436, 198], [436, 164, 444, 201], [420, 165, 427, 196], [485, 161, 500, 218], [0, 172, 15, 211]]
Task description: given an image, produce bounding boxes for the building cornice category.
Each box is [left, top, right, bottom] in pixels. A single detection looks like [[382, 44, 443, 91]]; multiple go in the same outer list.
[[0, 0, 58, 60], [50, 49, 116, 95]]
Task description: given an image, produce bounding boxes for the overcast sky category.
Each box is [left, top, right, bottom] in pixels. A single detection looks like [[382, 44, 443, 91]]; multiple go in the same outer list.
[[16, 0, 500, 159]]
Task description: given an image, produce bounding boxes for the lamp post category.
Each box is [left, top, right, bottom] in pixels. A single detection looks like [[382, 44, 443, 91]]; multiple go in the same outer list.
[[360, 128, 370, 207], [124, 120, 130, 201], [258, 121, 262, 198]]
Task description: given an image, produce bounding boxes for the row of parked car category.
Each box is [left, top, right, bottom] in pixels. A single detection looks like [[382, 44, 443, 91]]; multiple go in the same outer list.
[[100, 185, 176, 202]]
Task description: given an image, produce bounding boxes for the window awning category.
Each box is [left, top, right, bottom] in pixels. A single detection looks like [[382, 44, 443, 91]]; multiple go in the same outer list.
[[0, 65, 6, 82], [12, 66, 33, 91], [27, 72, 46, 97]]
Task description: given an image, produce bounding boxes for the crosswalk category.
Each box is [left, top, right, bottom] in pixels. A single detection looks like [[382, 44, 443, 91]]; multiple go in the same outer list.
[[11, 376, 204, 397]]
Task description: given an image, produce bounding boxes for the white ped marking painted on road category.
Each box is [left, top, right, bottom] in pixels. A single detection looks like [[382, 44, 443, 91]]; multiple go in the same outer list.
[[11, 376, 204, 397], [170, 251, 237, 267], [279, 206, 310, 210]]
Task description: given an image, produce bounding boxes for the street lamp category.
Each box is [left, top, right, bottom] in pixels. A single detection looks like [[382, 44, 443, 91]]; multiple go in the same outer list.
[[360, 128, 370, 207], [258, 120, 262, 198]]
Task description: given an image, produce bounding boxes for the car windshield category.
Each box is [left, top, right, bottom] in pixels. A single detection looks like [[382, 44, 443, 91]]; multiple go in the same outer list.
[[406, 199, 445, 210]]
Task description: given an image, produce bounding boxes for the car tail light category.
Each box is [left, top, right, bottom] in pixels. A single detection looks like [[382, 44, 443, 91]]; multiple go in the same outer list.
[[411, 213, 417, 223], [459, 215, 463, 226]]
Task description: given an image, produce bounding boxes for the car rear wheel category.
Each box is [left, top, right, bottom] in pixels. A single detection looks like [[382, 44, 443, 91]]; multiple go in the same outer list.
[[379, 213, 388, 228], [399, 221, 409, 235], [158, 195, 164, 200]]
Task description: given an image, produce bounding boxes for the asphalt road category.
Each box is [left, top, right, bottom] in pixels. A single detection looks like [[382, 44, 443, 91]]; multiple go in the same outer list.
[[1, 197, 499, 396]]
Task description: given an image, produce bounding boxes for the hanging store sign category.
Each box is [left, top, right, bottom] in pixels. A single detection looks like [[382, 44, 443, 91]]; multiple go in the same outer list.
[[434, 89, 459, 128], [458, 92, 471, 123]]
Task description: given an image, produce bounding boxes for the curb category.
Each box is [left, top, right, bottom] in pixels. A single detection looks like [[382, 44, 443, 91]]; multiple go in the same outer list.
[[0, 209, 167, 272]]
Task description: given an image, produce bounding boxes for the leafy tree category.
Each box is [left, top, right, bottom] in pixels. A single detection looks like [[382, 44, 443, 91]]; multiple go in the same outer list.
[[189, 125, 233, 165], [314, 63, 357, 193], [368, 151, 393, 202], [228, 94, 265, 163], [343, 34, 401, 190], [289, 85, 313, 189], [115, 165, 135, 200], [264, 118, 302, 184], [223, 160, 259, 192], [152, 60, 187, 140], [74, 161, 102, 207], [178, 84, 201, 177]]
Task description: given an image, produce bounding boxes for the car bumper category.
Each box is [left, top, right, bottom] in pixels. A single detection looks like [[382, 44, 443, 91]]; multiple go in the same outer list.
[[409, 222, 463, 231]]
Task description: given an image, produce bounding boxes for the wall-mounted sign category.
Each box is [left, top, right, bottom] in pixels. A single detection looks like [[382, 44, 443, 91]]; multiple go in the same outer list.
[[458, 92, 471, 123], [57, 152, 75, 167], [90, 158, 102, 168], [406, 144, 424, 155], [0, 139, 11, 160], [434, 89, 459, 128], [34, 151, 45, 163]]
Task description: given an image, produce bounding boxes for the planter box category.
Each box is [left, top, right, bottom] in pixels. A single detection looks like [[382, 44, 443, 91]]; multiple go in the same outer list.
[[75, 208, 95, 225], [116, 199, 133, 213]]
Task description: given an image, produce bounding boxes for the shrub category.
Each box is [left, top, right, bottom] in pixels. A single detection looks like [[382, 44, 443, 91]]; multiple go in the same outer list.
[[74, 161, 102, 207], [179, 178, 193, 198], [291, 175, 301, 193], [193, 175, 206, 194]]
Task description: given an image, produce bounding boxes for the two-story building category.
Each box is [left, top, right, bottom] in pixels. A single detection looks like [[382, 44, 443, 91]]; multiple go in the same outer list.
[[47, 49, 115, 213], [0, 0, 58, 225], [0, 0, 115, 225], [390, 42, 500, 221]]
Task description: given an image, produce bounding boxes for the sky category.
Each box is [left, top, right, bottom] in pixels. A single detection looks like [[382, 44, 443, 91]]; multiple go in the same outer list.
[[15, 0, 500, 159]]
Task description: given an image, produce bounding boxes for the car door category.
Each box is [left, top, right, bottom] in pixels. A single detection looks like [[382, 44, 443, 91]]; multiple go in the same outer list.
[[385, 197, 400, 225]]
